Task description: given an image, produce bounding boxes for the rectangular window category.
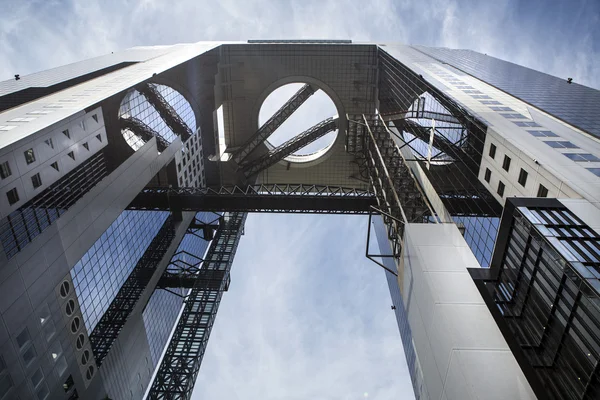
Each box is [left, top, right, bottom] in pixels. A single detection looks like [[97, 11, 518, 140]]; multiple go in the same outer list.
[[44, 138, 54, 149], [500, 113, 526, 119], [67, 151, 75, 160], [497, 181, 505, 197], [463, 90, 482, 94], [50, 161, 59, 171], [0, 161, 11, 179], [537, 184, 549, 197], [480, 100, 502, 105], [31, 173, 42, 189], [8, 117, 35, 122], [6, 188, 19, 205], [564, 153, 600, 162], [502, 155, 511, 171], [490, 106, 513, 112], [62, 129, 70, 139], [0, 126, 17, 131], [489, 143, 497, 159], [587, 168, 600, 177], [24, 148, 36, 164], [471, 95, 492, 99], [484, 168, 491, 183], [527, 130, 558, 137], [518, 169, 528, 186], [514, 121, 542, 127], [544, 141, 578, 149]]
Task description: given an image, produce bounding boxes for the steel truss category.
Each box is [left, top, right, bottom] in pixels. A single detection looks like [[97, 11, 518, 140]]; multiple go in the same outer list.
[[232, 83, 316, 164], [348, 114, 436, 259], [240, 117, 338, 177], [90, 217, 176, 365], [127, 184, 375, 214], [148, 212, 246, 399], [119, 116, 171, 152], [138, 83, 194, 141]]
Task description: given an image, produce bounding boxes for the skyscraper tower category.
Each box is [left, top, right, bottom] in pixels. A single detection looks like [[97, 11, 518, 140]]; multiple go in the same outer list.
[[0, 41, 598, 400]]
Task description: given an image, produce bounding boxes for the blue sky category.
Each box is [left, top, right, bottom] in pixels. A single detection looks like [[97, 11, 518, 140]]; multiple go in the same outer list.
[[1, 1, 598, 399]]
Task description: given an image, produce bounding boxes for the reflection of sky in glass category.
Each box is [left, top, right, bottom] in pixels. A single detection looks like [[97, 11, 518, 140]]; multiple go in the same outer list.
[[71, 210, 169, 333], [402, 92, 463, 165], [259, 83, 338, 156], [119, 84, 197, 151]]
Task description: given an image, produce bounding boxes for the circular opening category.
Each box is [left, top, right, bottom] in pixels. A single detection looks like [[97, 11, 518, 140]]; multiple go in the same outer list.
[[65, 300, 75, 316], [119, 83, 197, 152], [76, 334, 85, 350], [59, 281, 70, 298], [259, 82, 338, 162], [85, 365, 94, 380], [81, 350, 90, 365], [70, 317, 80, 333]]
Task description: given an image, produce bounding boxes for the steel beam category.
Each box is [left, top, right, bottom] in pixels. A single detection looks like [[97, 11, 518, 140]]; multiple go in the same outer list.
[[138, 83, 194, 141], [89, 217, 176, 365], [241, 117, 338, 177], [232, 83, 316, 164], [127, 184, 375, 214], [147, 212, 246, 399], [119, 116, 170, 152]]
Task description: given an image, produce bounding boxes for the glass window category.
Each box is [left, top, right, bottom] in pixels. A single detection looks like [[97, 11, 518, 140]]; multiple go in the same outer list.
[[587, 168, 600, 177], [502, 155, 511, 171], [480, 100, 502, 105], [527, 130, 558, 137], [24, 148, 36, 164], [63, 375, 74, 392], [91, 114, 98, 123], [22, 346, 36, 366], [518, 169, 528, 186], [489, 143, 497, 159], [497, 181, 505, 197], [44, 138, 54, 149], [490, 106, 513, 111], [96, 134, 102, 142], [6, 188, 19, 205], [31, 173, 42, 189], [537, 184, 549, 197], [564, 153, 600, 162], [544, 141, 578, 149], [514, 121, 542, 127], [471, 95, 492, 99], [31, 368, 44, 388], [62, 129, 70, 139], [0, 374, 13, 396], [82, 142, 89, 151], [484, 168, 491, 182], [500, 113, 526, 119], [0, 161, 11, 179], [67, 151, 75, 160], [0, 125, 17, 131], [50, 162, 59, 171]]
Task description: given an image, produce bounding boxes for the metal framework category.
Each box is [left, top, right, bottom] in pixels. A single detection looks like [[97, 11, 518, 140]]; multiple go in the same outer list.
[[119, 116, 171, 152], [138, 83, 194, 141], [347, 114, 436, 258], [232, 83, 316, 164], [127, 184, 375, 214], [148, 212, 246, 399], [89, 217, 176, 365], [241, 117, 338, 177]]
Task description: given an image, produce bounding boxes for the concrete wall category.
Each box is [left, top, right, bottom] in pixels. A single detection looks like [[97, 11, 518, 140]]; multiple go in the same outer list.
[[400, 223, 536, 400]]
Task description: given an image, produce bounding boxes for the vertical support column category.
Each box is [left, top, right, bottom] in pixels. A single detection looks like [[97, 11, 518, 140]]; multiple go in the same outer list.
[[147, 212, 246, 400]]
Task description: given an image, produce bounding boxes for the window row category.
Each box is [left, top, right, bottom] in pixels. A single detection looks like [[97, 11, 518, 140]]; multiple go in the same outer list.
[[0, 136, 100, 182]]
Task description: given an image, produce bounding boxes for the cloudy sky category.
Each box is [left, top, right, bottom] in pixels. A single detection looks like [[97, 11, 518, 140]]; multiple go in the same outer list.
[[1, 1, 599, 399]]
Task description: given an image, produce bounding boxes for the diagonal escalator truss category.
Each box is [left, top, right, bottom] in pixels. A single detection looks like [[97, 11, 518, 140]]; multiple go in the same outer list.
[[138, 83, 194, 142], [240, 117, 338, 177], [232, 83, 316, 164], [147, 212, 246, 400]]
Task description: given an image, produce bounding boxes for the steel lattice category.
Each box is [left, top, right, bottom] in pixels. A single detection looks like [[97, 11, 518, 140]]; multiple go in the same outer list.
[[138, 83, 194, 141], [232, 83, 316, 164], [127, 184, 375, 214], [147, 212, 246, 399], [241, 117, 338, 177]]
